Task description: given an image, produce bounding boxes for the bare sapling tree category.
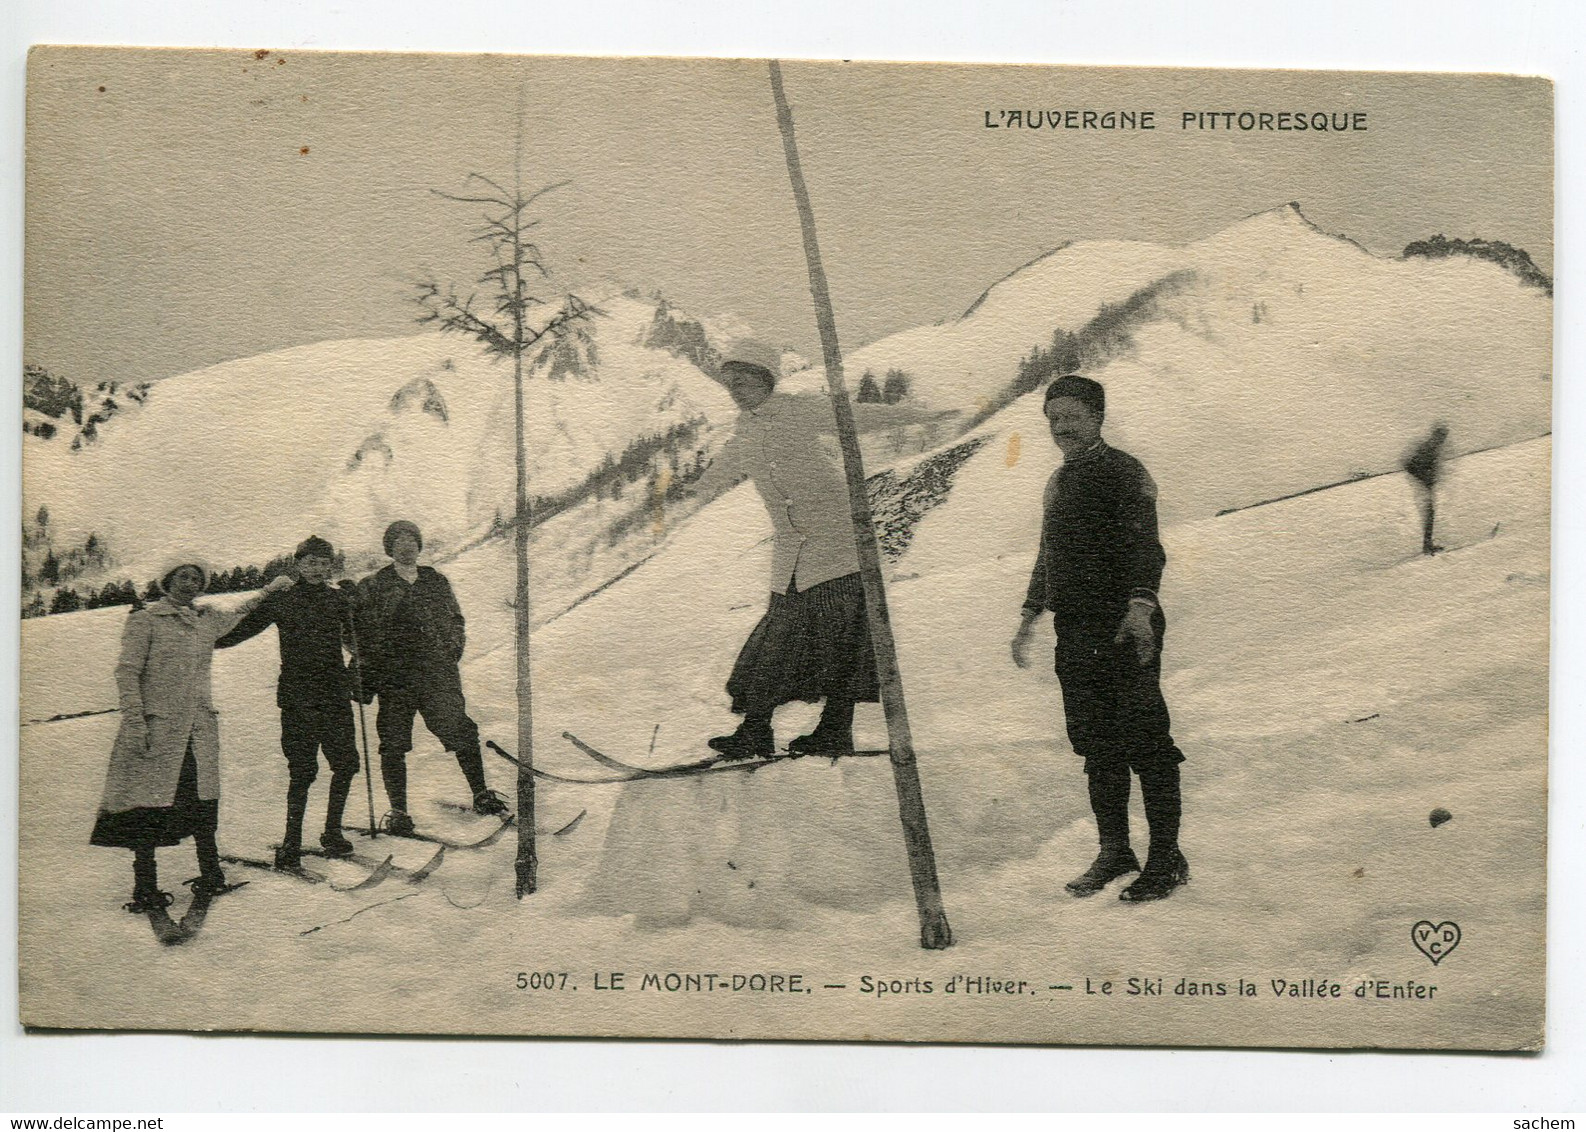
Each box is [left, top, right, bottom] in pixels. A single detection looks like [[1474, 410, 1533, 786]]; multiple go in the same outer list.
[[416, 172, 595, 897]]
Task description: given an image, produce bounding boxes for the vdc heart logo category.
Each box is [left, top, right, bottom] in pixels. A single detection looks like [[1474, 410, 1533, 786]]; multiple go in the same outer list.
[[1412, 920, 1461, 965]]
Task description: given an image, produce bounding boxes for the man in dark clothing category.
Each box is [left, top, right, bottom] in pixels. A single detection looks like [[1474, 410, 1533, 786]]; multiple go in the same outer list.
[[1011, 375, 1189, 903], [355, 519, 507, 835], [1403, 423, 1450, 556], [216, 535, 362, 868]]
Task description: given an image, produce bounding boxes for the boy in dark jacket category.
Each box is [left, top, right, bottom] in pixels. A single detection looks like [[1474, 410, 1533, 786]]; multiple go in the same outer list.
[[1011, 375, 1189, 903], [355, 520, 507, 836], [217, 536, 362, 868]]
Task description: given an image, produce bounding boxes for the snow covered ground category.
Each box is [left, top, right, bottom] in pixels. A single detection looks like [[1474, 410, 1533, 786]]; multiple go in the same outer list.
[[18, 418, 1549, 1048]]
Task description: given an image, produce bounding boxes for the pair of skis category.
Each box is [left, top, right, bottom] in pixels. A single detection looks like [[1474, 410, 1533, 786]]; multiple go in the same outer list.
[[485, 734, 888, 786], [218, 811, 510, 889], [137, 878, 250, 946]]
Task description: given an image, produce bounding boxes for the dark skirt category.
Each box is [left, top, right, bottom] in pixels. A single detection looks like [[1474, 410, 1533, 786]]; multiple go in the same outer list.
[[90, 740, 218, 850], [727, 571, 880, 714]]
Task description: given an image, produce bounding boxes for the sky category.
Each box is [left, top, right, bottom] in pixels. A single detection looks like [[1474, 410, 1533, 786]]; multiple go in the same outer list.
[[24, 49, 1553, 387]]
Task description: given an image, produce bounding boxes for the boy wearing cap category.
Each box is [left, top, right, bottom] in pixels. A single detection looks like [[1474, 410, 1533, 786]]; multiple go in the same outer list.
[[354, 520, 507, 835], [216, 536, 363, 868], [1011, 375, 1189, 903]]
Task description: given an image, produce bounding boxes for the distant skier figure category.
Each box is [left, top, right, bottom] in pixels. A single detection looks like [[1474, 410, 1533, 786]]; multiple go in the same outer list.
[[1403, 423, 1450, 556], [1011, 375, 1189, 903], [216, 536, 363, 870], [355, 520, 508, 836], [698, 339, 879, 761], [92, 558, 292, 913]]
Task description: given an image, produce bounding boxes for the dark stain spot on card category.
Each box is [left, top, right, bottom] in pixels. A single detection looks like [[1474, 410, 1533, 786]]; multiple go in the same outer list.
[[254, 49, 270, 60], [97, 85, 106, 93], [300, 146, 310, 156], [1352, 867, 1365, 878]]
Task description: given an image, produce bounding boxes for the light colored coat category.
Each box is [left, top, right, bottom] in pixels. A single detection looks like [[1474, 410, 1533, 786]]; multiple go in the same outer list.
[[99, 595, 262, 814], [706, 391, 861, 593]]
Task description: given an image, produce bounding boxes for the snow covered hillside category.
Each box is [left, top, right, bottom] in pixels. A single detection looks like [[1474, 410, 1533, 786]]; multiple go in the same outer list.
[[19, 407, 1548, 1045], [845, 205, 1551, 501], [16, 204, 1551, 1047], [21, 293, 738, 585]]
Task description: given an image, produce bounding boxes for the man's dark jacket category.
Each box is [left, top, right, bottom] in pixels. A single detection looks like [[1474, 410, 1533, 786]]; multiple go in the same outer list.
[[355, 565, 467, 692], [1024, 440, 1166, 629], [215, 581, 353, 707]]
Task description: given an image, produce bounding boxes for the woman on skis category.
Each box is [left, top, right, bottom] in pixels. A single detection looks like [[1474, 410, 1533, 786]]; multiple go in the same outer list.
[[698, 339, 880, 760], [91, 557, 292, 914]]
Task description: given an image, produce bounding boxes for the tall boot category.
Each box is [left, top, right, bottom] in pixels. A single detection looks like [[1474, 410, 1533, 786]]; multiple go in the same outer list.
[[456, 744, 488, 798], [457, 745, 509, 815], [319, 769, 357, 856], [789, 698, 856, 756], [1066, 763, 1140, 896], [380, 749, 409, 815], [277, 775, 311, 869], [1121, 762, 1189, 902], [192, 828, 226, 889], [126, 846, 171, 913]]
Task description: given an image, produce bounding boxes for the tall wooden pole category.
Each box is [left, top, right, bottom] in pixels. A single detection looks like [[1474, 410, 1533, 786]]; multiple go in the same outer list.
[[768, 60, 952, 950], [512, 90, 539, 897]]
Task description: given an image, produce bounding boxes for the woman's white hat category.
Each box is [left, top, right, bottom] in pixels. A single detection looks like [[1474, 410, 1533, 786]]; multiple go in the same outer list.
[[155, 555, 213, 593], [719, 338, 784, 380]]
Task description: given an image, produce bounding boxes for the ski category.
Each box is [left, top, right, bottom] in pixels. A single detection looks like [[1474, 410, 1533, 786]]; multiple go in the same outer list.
[[176, 880, 250, 937], [350, 815, 514, 852], [485, 740, 628, 784], [501, 735, 890, 784], [327, 854, 396, 892], [561, 730, 690, 776], [144, 906, 188, 946], [218, 853, 328, 885], [404, 844, 448, 883], [305, 844, 446, 884], [629, 747, 891, 779]]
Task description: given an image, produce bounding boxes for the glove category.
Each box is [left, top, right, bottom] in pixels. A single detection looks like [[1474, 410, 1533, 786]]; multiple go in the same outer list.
[[1113, 601, 1158, 666], [1010, 623, 1033, 669]]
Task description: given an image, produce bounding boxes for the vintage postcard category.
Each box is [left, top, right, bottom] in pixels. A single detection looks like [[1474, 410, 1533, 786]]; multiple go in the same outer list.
[[18, 48, 1552, 1049]]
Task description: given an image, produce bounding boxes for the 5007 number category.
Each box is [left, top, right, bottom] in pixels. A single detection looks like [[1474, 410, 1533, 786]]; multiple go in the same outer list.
[[516, 971, 573, 990]]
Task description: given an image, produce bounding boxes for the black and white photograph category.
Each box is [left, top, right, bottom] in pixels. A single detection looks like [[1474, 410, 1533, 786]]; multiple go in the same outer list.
[[16, 47, 1553, 1053]]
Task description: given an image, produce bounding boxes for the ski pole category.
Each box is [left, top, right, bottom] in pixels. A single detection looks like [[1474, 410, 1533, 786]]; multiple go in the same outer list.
[[340, 586, 379, 838]]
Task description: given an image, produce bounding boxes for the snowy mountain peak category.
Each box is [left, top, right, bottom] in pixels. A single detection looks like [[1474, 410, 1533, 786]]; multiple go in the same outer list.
[[23, 292, 737, 583], [1204, 200, 1373, 259]]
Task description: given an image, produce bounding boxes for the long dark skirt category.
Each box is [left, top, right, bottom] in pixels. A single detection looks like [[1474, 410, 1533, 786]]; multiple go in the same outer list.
[[727, 572, 880, 715], [90, 740, 218, 850]]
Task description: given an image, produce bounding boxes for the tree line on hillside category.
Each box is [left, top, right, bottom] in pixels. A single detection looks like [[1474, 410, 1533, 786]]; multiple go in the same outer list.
[[23, 363, 152, 447], [1401, 235, 1552, 297], [23, 551, 321, 620], [969, 269, 1198, 430]]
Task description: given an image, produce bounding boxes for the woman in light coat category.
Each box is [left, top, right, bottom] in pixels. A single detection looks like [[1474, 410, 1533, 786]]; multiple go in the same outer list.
[[695, 340, 880, 760], [91, 557, 291, 911]]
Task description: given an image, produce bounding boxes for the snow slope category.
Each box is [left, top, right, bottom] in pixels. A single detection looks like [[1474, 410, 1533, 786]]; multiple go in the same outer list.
[[845, 206, 1551, 505], [21, 294, 737, 580], [18, 429, 1548, 1047], [14, 204, 1551, 1047]]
